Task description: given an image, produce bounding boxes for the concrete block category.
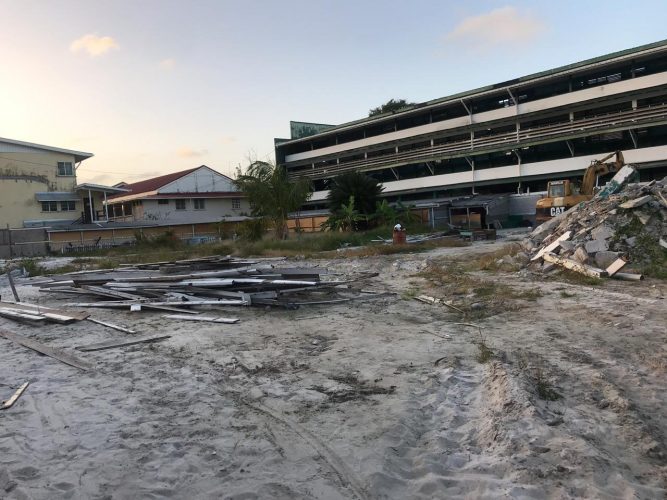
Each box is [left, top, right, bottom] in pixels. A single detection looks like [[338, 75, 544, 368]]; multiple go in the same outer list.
[[573, 247, 589, 264], [585, 239, 609, 254], [594, 251, 620, 269], [591, 224, 614, 241]]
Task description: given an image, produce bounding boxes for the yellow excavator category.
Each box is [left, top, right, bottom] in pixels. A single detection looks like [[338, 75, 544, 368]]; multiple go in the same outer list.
[[535, 151, 625, 224]]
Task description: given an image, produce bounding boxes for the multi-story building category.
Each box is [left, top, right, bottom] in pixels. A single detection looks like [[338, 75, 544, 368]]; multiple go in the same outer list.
[[106, 165, 250, 224], [0, 137, 125, 228], [276, 39, 667, 217]]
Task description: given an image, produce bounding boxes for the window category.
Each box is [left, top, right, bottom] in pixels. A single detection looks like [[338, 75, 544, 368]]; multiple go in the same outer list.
[[42, 201, 58, 212], [60, 201, 76, 211], [193, 199, 205, 210], [57, 162, 74, 176], [158, 199, 169, 205], [232, 198, 241, 210], [175, 199, 186, 210]]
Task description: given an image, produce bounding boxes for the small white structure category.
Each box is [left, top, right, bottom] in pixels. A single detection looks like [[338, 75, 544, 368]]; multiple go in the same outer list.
[[107, 165, 251, 223]]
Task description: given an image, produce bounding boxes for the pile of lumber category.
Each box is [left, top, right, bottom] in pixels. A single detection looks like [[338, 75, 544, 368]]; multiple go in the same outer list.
[[525, 167, 667, 280], [36, 256, 383, 312]]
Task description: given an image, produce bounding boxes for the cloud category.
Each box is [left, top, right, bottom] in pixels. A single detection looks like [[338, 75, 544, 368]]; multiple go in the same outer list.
[[159, 58, 176, 70], [177, 147, 208, 158], [445, 6, 545, 49], [220, 136, 236, 145], [70, 34, 119, 57]]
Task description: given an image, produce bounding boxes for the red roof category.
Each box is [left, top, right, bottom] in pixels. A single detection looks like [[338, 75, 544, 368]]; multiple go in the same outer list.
[[108, 167, 201, 199]]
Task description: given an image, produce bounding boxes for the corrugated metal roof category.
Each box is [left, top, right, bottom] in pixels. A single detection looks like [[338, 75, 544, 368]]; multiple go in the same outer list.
[[35, 192, 81, 202], [109, 167, 200, 199], [76, 183, 129, 193]]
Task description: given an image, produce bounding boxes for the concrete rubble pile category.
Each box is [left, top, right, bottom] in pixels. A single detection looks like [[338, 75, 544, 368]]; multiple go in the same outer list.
[[523, 167, 667, 280]]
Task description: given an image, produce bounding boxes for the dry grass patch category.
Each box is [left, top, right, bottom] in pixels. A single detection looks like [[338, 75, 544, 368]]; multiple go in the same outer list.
[[417, 261, 542, 319], [463, 243, 524, 272]]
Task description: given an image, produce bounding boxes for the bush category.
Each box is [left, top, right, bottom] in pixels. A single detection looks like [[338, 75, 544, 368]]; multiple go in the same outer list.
[[237, 218, 268, 242]]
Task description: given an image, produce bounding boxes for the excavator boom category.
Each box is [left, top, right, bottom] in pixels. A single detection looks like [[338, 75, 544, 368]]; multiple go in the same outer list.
[[580, 151, 624, 195]]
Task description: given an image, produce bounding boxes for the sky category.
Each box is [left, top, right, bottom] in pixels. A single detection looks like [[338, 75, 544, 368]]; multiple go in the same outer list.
[[1, 0, 666, 186]]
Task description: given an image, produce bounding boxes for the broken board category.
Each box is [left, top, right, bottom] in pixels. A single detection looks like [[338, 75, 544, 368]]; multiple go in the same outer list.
[[1, 382, 29, 410], [76, 334, 171, 352], [162, 314, 239, 324], [0, 329, 93, 371]]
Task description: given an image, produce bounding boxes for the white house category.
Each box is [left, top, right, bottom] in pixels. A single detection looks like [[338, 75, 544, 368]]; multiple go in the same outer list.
[[107, 165, 251, 224]]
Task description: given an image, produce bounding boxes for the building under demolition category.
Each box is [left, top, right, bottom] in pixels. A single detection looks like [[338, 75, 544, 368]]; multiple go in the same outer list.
[[275, 39, 667, 226]]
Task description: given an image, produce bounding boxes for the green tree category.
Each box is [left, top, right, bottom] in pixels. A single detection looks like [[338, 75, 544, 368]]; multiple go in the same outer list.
[[368, 98, 417, 117], [327, 172, 384, 225], [372, 199, 399, 227], [234, 161, 312, 239]]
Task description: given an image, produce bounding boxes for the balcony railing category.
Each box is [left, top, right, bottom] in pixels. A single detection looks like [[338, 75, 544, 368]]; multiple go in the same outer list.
[[287, 103, 667, 180]]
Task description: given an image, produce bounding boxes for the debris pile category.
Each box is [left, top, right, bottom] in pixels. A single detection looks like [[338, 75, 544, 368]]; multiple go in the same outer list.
[[34, 256, 384, 312], [524, 169, 667, 280]]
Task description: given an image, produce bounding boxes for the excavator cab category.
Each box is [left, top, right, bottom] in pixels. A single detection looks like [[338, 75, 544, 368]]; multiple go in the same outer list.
[[547, 180, 568, 198]]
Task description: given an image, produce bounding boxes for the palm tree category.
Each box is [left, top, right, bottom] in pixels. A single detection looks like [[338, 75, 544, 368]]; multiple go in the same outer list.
[[327, 172, 384, 222], [234, 161, 312, 239]]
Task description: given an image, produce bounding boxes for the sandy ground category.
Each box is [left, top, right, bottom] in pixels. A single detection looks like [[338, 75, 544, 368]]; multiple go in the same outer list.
[[0, 240, 666, 499]]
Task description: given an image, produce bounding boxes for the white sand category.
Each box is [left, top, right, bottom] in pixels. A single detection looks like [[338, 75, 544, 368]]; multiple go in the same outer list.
[[0, 243, 665, 499]]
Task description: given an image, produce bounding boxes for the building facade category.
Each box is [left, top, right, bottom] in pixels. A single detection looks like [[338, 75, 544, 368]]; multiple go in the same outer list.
[[107, 165, 251, 224], [0, 137, 123, 228], [276, 40, 667, 210]]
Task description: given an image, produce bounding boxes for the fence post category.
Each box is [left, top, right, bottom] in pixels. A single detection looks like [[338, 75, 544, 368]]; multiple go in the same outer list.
[[6, 224, 14, 258]]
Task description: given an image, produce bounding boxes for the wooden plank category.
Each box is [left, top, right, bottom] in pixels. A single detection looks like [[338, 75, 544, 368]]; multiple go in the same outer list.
[[0, 308, 47, 322], [6, 269, 20, 302], [605, 257, 628, 277], [0, 329, 93, 371], [543, 252, 608, 278], [67, 299, 247, 308], [80, 285, 146, 300], [162, 314, 239, 324], [86, 317, 136, 334], [531, 231, 572, 261], [76, 334, 170, 352], [0, 301, 89, 321], [1, 382, 29, 410]]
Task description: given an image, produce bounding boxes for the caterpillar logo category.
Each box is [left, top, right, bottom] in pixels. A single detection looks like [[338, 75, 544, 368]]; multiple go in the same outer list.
[[550, 206, 566, 216]]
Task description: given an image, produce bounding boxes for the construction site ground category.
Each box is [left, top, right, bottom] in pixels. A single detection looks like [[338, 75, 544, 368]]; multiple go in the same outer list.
[[1, 239, 666, 499]]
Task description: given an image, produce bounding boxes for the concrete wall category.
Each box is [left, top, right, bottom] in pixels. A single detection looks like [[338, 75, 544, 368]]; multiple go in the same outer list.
[[0, 151, 81, 228]]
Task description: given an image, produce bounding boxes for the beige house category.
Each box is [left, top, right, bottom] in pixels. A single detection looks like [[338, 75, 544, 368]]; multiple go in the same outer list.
[[0, 137, 125, 228]]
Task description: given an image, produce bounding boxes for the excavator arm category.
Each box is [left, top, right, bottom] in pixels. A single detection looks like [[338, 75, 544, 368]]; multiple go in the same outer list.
[[580, 151, 625, 195]]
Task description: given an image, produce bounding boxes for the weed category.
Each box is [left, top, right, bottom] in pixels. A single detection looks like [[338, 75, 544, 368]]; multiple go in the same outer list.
[[401, 287, 420, 300], [557, 270, 604, 286], [513, 288, 543, 301], [515, 351, 561, 401], [474, 332, 493, 363], [16, 258, 46, 277]]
